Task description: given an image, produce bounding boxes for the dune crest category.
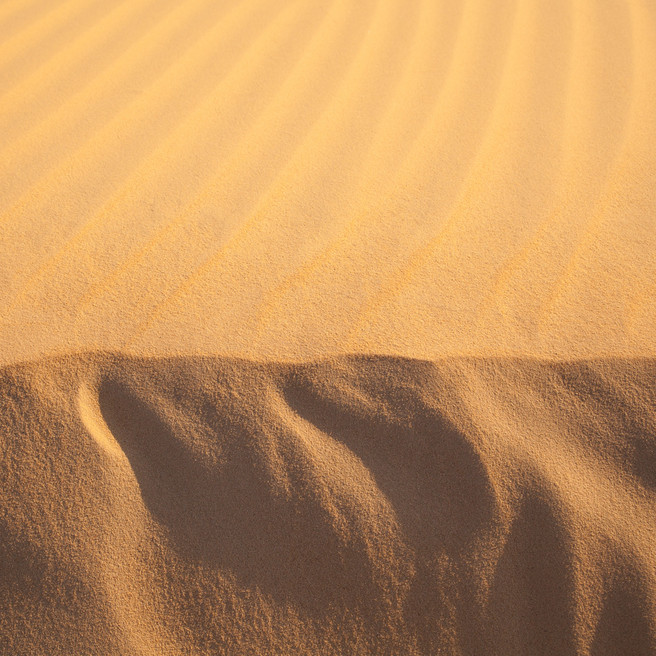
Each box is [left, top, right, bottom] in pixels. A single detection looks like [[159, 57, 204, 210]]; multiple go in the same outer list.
[[1, 353, 655, 654], [2, 0, 656, 652], [78, 380, 126, 459]]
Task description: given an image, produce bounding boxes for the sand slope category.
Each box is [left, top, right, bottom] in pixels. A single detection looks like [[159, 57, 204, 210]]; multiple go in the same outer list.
[[0, 0, 655, 363], [1, 353, 655, 655], [2, 1, 656, 653]]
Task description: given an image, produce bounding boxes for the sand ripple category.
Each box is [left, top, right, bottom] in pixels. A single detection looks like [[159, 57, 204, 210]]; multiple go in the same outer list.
[[0, 0, 654, 362]]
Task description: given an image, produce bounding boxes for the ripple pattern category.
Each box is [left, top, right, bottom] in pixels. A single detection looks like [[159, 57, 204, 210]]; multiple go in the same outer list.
[[0, 0, 654, 363]]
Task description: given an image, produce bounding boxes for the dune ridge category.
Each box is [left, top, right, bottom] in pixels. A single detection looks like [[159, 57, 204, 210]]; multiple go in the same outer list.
[[1, 352, 655, 655], [2, 1, 656, 652]]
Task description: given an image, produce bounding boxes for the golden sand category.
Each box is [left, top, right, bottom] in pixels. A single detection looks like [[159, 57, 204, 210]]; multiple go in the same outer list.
[[1, 0, 654, 362], [2, 354, 656, 654], [1, 1, 655, 653]]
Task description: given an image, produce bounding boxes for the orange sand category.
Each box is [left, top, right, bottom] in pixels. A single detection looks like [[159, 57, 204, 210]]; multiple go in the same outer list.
[[1, 0, 655, 653], [0, 0, 655, 362], [2, 354, 656, 654]]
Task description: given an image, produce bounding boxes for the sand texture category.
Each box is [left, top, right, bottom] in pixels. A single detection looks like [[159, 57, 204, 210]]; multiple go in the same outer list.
[[1, 0, 656, 654], [0, 0, 655, 362], [1, 354, 656, 655]]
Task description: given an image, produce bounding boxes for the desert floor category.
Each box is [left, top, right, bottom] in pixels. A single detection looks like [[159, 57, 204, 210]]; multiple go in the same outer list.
[[1, 1, 656, 654]]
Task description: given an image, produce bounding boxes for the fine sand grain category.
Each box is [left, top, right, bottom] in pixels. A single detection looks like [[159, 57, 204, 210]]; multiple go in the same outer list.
[[0, 0, 654, 362], [2, 354, 656, 654], [1, 0, 656, 654]]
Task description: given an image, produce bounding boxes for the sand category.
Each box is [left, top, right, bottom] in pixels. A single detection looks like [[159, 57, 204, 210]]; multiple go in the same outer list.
[[1, 0, 655, 654]]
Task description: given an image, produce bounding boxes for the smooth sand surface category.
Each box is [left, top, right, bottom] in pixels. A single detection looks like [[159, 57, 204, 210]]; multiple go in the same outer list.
[[1, 1, 656, 654], [1, 0, 655, 362]]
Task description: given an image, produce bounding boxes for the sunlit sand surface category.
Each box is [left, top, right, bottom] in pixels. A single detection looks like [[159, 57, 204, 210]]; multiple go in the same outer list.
[[1, 0, 654, 362], [1, 1, 655, 653]]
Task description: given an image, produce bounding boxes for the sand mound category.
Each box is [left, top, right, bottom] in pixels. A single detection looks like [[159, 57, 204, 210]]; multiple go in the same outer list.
[[2, 1, 656, 652], [1, 353, 655, 654], [0, 0, 655, 363]]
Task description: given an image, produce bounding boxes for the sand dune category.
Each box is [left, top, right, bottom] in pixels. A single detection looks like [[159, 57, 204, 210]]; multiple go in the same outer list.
[[0, 0, 655, 363], [2, 0, 656, 653], [1, 353, 656, 654]]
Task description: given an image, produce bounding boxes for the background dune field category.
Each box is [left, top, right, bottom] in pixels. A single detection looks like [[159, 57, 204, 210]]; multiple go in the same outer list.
[[1, 0, 656, 654], [0, 0, 655, 362]]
